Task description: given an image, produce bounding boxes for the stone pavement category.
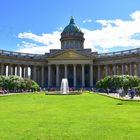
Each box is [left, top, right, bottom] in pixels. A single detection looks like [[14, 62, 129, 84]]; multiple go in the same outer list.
[[99, 93, 140, 101]]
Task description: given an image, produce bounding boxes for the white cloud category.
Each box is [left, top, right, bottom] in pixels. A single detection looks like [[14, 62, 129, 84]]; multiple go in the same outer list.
[[18, 31, 60, 46], [17, 11, 140, 54], [17, 31, 61, 54], [130, 11, 140, 20], [83, 19, 92, 23], [17, 41, 52, 54], [83, 11, 140, 52]]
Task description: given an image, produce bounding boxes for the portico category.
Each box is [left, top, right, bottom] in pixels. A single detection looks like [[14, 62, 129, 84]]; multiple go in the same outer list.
[[46, 63, 93, 88], [46, 49, 94, 88]]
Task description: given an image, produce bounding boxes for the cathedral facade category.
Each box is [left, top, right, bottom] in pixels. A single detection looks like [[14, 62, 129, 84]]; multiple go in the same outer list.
[[0, 17, 140, 88]]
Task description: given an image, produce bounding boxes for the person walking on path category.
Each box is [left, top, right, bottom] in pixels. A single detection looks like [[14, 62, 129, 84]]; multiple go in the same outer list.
[[130, 87, 136, 99]]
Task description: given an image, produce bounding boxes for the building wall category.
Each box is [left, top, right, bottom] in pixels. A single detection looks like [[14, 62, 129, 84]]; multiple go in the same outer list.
[[0, 48, 140, 88]]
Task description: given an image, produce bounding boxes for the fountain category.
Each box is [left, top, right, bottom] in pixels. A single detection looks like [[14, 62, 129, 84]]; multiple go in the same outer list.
[[60, 78, 69, 94], [46, 78, 82, 95]]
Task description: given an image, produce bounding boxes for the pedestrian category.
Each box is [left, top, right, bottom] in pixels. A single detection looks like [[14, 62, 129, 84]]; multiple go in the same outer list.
[[130, 87, 136, 99], [107, 88, 109, 94]]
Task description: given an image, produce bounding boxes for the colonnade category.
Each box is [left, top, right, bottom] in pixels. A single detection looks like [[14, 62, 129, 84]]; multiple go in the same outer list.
[[0, 63, 45, 87], [97, 63, 140, 80], [0, 64, 29, 78], [0, 62, 140, 88], [47, 64, 93, 88]]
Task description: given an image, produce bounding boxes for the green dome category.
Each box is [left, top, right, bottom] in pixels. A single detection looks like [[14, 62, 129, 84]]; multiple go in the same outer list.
[[60, 17, 85, 50], [62, 17, 83, 34]]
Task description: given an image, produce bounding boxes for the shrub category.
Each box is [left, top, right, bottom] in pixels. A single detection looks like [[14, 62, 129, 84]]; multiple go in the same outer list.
[[135, 86, 140, 96]]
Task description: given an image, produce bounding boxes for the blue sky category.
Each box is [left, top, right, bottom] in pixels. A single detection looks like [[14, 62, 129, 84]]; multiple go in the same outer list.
[[1, 0, 140, 54]]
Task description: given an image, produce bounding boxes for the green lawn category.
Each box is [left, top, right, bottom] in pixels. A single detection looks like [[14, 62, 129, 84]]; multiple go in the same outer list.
[[0, 92, 140, 140]]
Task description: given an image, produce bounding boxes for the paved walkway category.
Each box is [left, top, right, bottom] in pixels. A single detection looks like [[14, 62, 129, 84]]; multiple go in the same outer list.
[[0, 92, 38, 97], [99, 93, 140, 101]]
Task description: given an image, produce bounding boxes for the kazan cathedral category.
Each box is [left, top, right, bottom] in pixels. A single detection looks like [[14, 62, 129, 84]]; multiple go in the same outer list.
[[0, 17, 140, 88]]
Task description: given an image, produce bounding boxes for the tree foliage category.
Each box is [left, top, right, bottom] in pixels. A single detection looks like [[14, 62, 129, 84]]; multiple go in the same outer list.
[[96, 75, 140, 91], [0, 75, 39, 91]]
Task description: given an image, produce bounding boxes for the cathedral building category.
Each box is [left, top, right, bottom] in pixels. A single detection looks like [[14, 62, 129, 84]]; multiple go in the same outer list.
[[0, 17, 140, 88]]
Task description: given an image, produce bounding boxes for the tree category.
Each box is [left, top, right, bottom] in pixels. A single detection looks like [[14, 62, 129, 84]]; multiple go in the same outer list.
[[31, 80, 39, 91], [0, 75, 39, 92], [96, 75, 140, 92]]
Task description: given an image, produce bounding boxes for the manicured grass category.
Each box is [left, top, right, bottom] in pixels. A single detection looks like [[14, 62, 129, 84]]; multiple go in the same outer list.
[[0, 92, 140, 140]]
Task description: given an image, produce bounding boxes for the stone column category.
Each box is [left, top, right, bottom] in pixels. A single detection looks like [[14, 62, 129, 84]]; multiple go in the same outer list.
[[105, 65, 109, 76], [12, 65, 15, 75], [11, 65, 13, 75], [21, 66, 25, 77], [90, 64, 93, 87], [48, 64, 51, 87], [116, 65, 119, 75], [113, 64, 117, 75], [25, 66, 28, 78], [64, 64, 67, 78], [1, 64, 4, 75], [41, 65, 44, 87], [121, 64, 125, 75], [98, 65, 101, 81], [132, 64, 134, 76], [8, 64, 12, 75], [33, 66, 37, 82], [73, 64, 76, 88], [82, 64, 85, 87], [3, 65, 6, 76], [138, 63, 140, 77], [56, 64, 60, 87], [129, 63, 133, 75], [17, 65, 20, 76], [31, 67, 33, 79]]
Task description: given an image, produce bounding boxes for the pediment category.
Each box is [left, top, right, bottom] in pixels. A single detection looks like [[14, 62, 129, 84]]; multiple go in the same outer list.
[[48, 50, 90, 60]]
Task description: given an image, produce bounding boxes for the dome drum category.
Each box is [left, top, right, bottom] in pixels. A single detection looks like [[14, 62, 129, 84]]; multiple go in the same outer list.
[[60, 17, 85, 50]]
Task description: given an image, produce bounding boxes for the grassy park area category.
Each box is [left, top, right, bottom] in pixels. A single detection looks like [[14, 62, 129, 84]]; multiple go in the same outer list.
[[0, 92, 140, 140]]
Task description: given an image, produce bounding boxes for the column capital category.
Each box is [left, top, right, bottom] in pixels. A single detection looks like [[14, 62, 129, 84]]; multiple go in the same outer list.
[[73, 64, 77, 66]]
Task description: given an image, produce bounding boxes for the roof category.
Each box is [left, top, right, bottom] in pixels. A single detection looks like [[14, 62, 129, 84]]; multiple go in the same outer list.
[[62, 16, 83, 34]]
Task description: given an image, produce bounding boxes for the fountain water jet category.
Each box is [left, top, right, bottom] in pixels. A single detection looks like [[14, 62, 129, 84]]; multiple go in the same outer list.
[[60, 78, 69, 94], [46, 78, 82, 95]]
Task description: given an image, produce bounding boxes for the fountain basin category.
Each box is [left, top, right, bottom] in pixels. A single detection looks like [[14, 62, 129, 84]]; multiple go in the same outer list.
[[45, 91, 82, 95]]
